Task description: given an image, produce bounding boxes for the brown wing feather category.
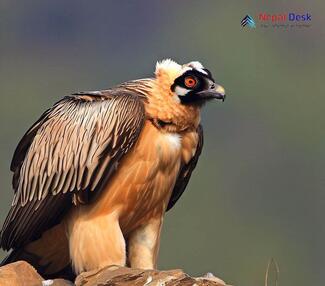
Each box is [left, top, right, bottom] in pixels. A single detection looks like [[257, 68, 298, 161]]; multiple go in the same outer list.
[[166, 125, 204, 211], [1, 91, 145, 250]]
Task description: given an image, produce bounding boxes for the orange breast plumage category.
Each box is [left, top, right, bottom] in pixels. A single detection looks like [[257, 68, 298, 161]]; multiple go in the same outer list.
[[70, 120, 183, 234]]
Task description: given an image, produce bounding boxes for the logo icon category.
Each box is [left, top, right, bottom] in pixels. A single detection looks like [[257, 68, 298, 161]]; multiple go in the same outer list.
[[241, 15, 256, 28]]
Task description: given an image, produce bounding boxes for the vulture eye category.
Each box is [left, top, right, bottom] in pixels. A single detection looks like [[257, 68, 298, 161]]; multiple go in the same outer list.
[[184, 76, 197, 89]]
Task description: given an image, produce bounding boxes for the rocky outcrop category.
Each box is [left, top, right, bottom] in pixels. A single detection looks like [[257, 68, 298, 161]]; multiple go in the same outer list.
[[0, 261, 228, 286], [0, 261, 73, 286], [0, 261, 43, 286], [75, 265, 227, 286]]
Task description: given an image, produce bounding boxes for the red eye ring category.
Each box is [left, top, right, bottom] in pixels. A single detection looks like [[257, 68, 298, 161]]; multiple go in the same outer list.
[[184, 76, 197, 88]]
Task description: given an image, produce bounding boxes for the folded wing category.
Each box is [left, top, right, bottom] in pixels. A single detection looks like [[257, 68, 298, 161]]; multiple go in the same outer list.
[[167, 125, 204, 211], [1, 91, 145, 250]]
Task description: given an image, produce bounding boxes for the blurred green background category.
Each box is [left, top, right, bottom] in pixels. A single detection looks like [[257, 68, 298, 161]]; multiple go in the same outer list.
[[0, 1, 324, 285]]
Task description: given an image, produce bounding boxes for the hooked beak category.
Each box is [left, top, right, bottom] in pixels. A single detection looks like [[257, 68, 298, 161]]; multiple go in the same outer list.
[[196, 84, 226, 102]]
